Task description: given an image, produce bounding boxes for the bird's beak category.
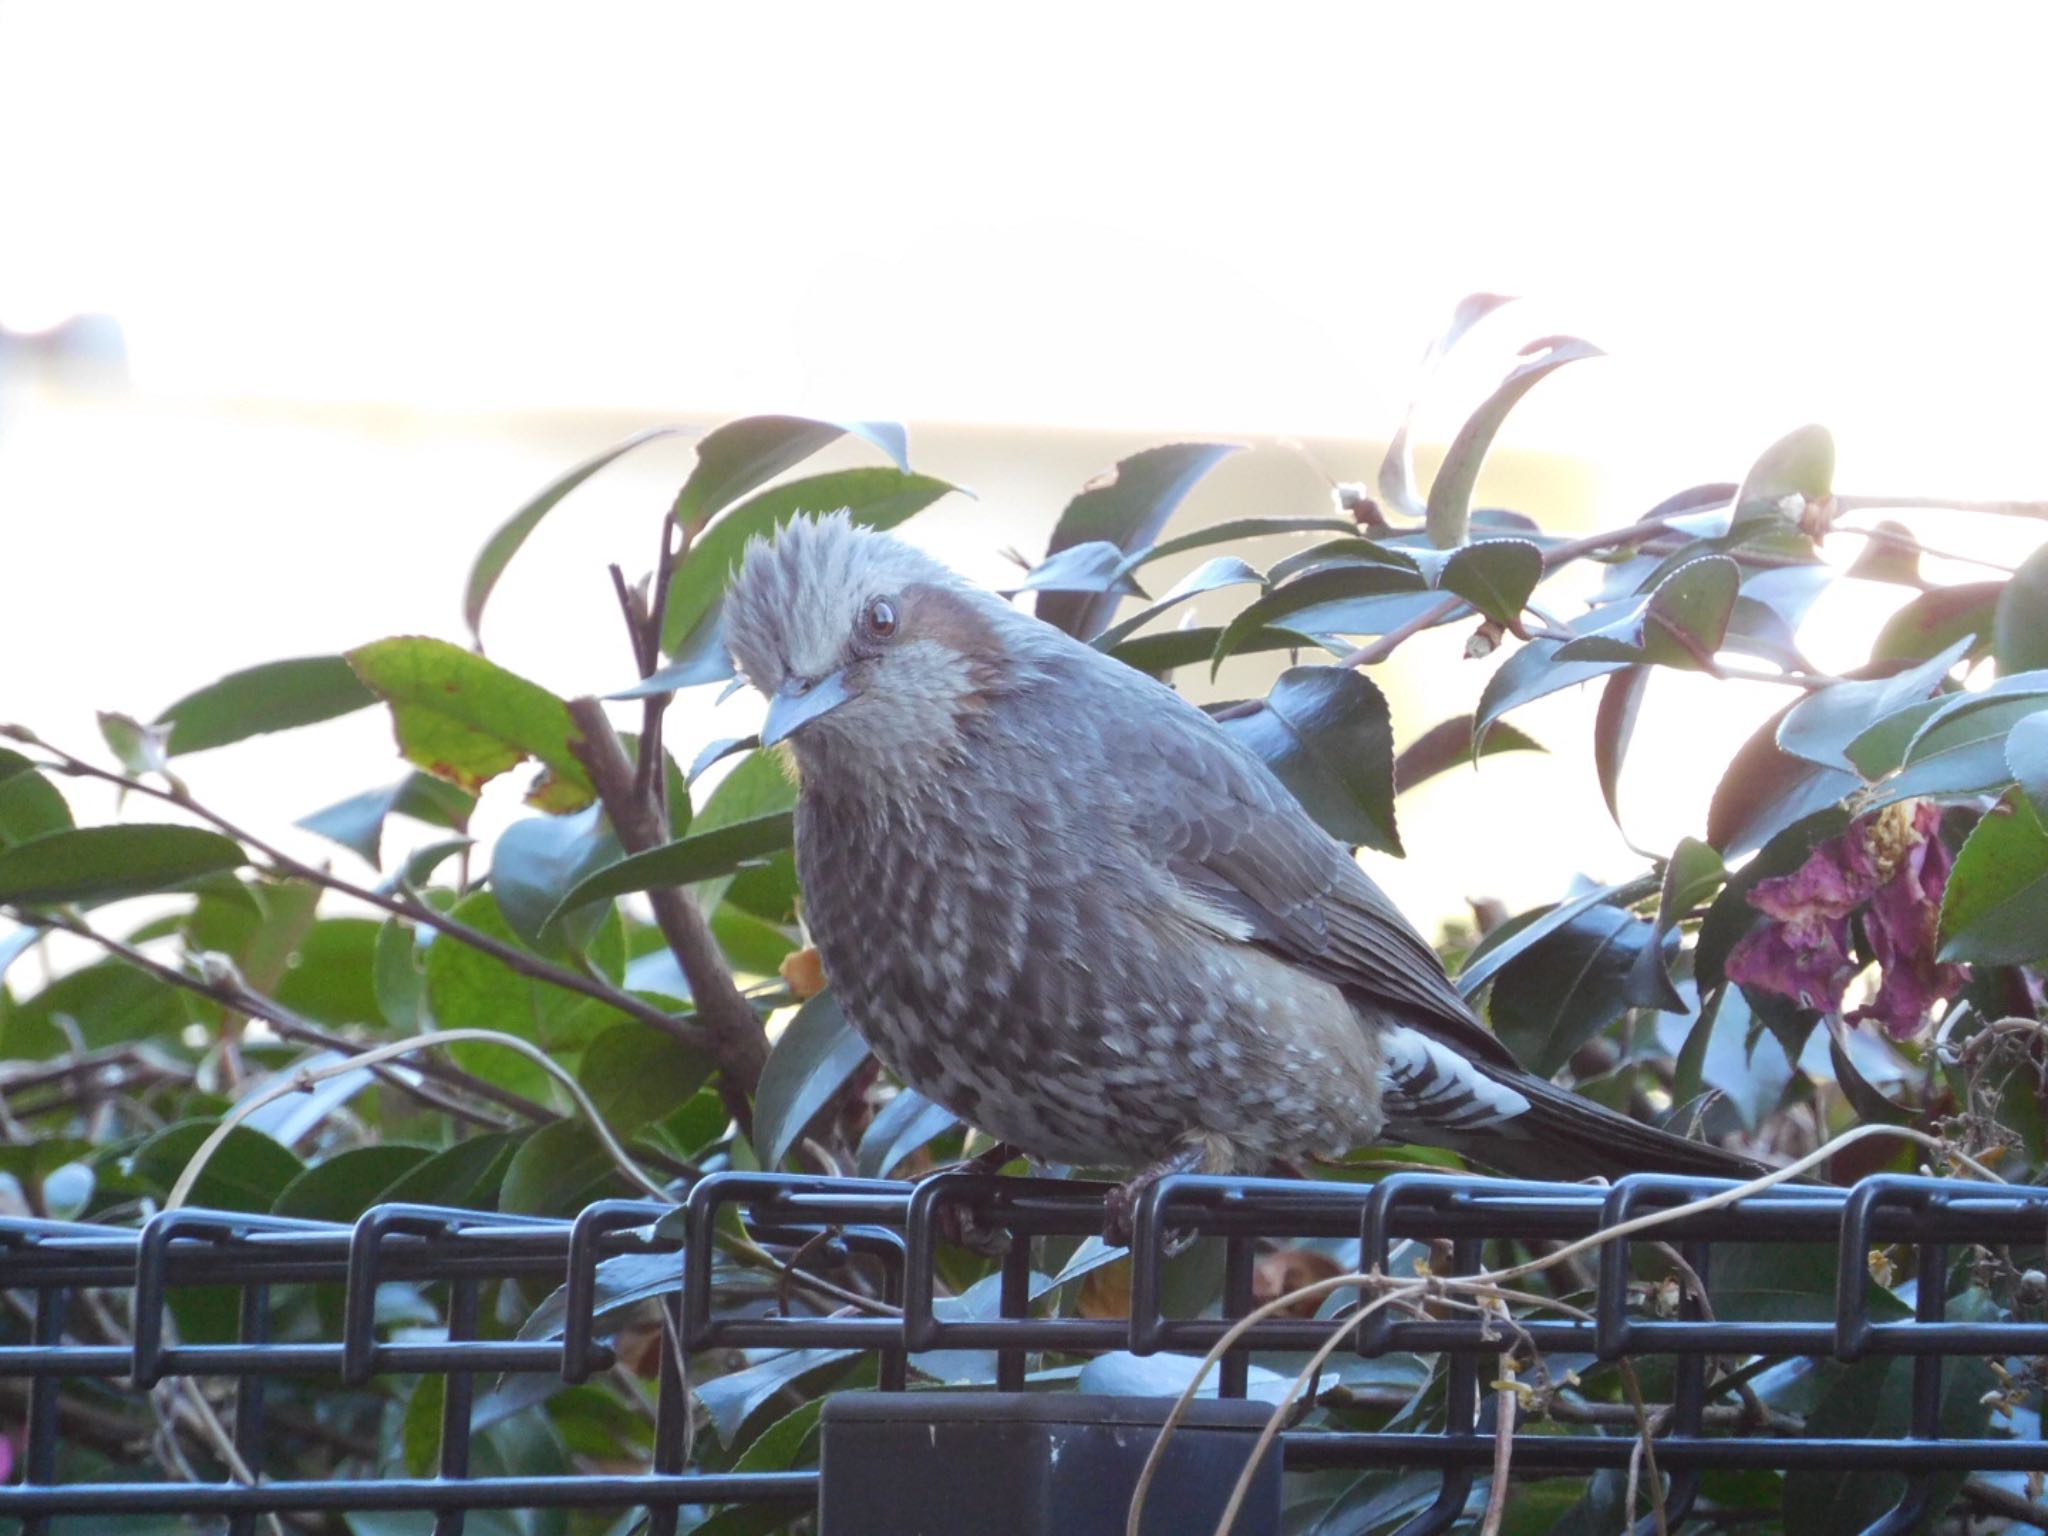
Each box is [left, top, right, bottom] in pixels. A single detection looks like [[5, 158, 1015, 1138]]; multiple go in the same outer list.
[[760, 669, 853, 747]]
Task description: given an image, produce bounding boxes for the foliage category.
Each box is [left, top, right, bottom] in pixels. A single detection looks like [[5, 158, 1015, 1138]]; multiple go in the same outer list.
[[4, 307, 2048, 1534]]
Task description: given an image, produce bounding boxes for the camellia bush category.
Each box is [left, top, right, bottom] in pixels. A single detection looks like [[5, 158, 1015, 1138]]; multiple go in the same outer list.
[[4, 296, 2048, 1533]]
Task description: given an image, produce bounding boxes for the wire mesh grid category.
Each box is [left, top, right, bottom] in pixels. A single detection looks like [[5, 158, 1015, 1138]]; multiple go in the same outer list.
[[4, 1169, 2047, 1534]]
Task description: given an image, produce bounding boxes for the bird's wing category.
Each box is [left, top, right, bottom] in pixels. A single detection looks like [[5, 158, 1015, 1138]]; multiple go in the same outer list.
[[1104, 679, 1522, 1072]]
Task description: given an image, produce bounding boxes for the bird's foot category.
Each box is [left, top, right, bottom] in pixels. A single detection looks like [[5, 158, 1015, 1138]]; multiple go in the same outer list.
[[1102, 1141, 1213, 1250], [923, 1142, 1023, 1258]]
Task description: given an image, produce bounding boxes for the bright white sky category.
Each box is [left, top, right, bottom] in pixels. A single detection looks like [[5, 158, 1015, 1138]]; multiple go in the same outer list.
[[3, 1, 2047, 942], [5, 3, 2046, 486]]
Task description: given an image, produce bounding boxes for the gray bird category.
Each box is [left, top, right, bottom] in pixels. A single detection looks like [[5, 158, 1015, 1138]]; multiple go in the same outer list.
[[725, 514, 1768, 1209]]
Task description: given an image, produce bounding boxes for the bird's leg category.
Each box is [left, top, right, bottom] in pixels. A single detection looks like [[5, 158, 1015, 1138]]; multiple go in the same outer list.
[[1102, 1135, 1229, 1249]]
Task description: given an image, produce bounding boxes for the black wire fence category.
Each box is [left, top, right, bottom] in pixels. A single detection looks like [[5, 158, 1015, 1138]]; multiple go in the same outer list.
[[4, 1170, 2047, 1535]]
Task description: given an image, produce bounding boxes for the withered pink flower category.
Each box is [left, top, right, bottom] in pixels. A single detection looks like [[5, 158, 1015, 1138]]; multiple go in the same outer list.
[[1725, 801, 1963, 1037]]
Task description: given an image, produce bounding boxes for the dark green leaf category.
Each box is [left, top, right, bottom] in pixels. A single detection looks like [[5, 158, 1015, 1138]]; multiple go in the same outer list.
[[2008, 710, 2048, 820], [157, 657, 376, 756], [1844, 519, 1924, 587], [1775, 637, 1974, 772], [1472, 632, 1629, 751], [373, 916, 425, 1030], [1707, 701, 1859, 858], [378, 1132, 518, 1208], [578, 1021, 714, 1139], [1592, 666, 1649, 836], [1011, 540, 1147, 598], [1263, 536, 1422, 587], [1116, 516, 1355, 573], [1425, 336, 1602, 548], [1625, 837, 1724, 1011], [752, 992, 870, 1169], [492, 806, 622, 954], [1995, 540, 2048, 674], [710, 903, 797, 975], [516, 1250, 693, 1346], [1107, 624, 1311, 678], [1436, 538, 1542, 626], [1490, 902, 1653, 1074], [1731, 423, 1834, 525], [1939, 790, 2048, 965], [0, 824, 244, 906], [463, 426, 687, 644], [97, 711, 169, 776], [1456, 878, 1653, 998], [0, 750, 73, 849], [657, 465, 955, 655], [272, 918, 382, 1027], [1217, 667, 1400, 853], [1681, 985, 1793, 1132], [1553, 556, 1740, 669], [1872, 580, 2002, 664], [551, 812, 794, 922], [499, 1120, 633, 1216], [687, 735, 760, 785], [1090, 557, 1260, 649], [855, 1088, 957, 1179], [1036, 443, 1241, 639], [295, 772, 475, 867], [130, 1120, 303, 1212], [271, 1145, 433, 1222], [347, 636, 594, 811], [1378, 291, 1518, 519], [672, 416, 908, 534], [1391, 715, 1543, 796], [0, 955, 186, 1056], [1210, 564, 1429, 670]]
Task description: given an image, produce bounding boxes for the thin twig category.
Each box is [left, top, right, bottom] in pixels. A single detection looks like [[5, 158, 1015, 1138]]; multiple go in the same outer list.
[[15, 736, 717, 1055], [1961, 1475, 2048, 1530]]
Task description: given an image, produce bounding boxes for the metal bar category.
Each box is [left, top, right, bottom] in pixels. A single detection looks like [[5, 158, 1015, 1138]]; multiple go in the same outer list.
[[21, 1283, 69, 1536], [227, 1282, 271, 1536]]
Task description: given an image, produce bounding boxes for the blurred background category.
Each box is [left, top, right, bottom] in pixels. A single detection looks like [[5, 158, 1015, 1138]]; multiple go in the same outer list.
[[4, 1, 2046, 933]]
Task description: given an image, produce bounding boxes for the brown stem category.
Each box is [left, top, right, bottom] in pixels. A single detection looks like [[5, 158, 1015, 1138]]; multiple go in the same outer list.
[[1961, 1475, 2048, 1530], [20, 741, 716, 1055], [567, 697, 767, 1125], [637, 513, 688, 818]]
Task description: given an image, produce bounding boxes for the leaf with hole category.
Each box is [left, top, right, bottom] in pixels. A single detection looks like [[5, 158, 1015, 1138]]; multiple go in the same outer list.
[[347, 636, 594, 811], [1217, 667, 1400, 853]]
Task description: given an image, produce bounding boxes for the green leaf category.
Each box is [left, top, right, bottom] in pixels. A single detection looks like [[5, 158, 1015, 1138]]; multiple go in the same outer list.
[[1, 955, 186, 1056], [0, 824, 244, 906], [272, 917, 382, 1027], [1626, 836, 1724, 1011], [378, 1132, 518, 1208], [1472, 632, 1629, 751], [1994, 540, 2048, 674], [464, 426, 688, 645], [491, 806, 622, 955], [346, 636, 594, 811], [1210, 563, 1429, 670], [1425, 336, 1602, 548], [1216, 667, 1400, 854], [1872, 579, 2002, 664], [551, 812, 795, 923], [0, 750, 73, 849], [1490, 902, 1655, 1073], [1036, 443, 1241, 639], [2009, 710, 2048, 820], [1114, 516, 1356, 573], [579, 1021, 713, 1139], [1456, 878, 1654, 998], [295, 772, 475, 867], [499, 1120, 634, 1216], [752, 992, 870, 1169], [157, 657, 376, 756], [1106, 624, 1310, 678], [1089, 558, 1261, 650], [1592, 666, 1650, 836], [130, 1120, 303, 1212], [1777, 638, 1973, 773], [1731, 423, 1835, 525], [671, 415, 908, 534], [658, 466, 956, 656], [373, 917, 425, 1030], [271, 1145, 433, 1222], [855, 1088, 957, 1179], [1553, 555, 1740, 669], [1011, 540, 1148, 597], [1378, 291, 1518, 519], [1391, 715, 1543, 796], [1707, 701, 1859, 858], [1939, 790, 2048, 965], [1264, 536, 1422, 587], [1436, 538, 1543, 627], [97, 711, 169, 776]]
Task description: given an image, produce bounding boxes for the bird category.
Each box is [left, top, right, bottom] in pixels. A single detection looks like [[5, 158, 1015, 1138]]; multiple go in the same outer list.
[[724, 513, 1771, 1216]]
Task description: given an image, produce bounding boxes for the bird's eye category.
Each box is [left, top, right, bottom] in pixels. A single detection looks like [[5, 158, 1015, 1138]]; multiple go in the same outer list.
[[861, 596, 899, 641]]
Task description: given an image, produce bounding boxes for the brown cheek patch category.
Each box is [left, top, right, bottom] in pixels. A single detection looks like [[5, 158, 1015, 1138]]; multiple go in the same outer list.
[[898, 584, 1008, 708]]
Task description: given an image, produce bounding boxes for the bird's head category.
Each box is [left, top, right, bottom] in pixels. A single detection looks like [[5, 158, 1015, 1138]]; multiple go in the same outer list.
[[726, 514, 1016, 776]]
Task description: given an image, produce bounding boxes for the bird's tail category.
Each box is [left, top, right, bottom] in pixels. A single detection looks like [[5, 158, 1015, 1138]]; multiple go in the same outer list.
[[1447, 1069, 1776, 1184]]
